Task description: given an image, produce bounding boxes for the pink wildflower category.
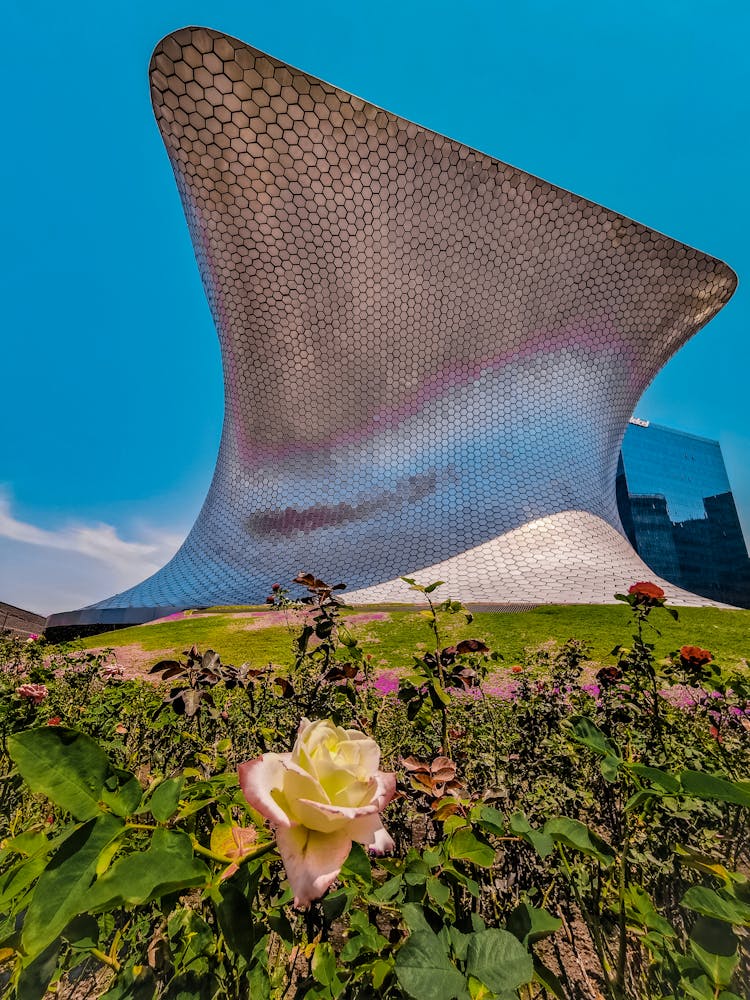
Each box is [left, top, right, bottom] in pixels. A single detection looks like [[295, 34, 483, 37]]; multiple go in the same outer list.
[[16, 683, 48, 705], [373, 672, 399, 696], [101, 664, 125, 680]]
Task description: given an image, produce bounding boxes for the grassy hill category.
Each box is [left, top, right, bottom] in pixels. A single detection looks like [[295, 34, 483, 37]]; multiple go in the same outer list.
[[72, 602, 750, 674]]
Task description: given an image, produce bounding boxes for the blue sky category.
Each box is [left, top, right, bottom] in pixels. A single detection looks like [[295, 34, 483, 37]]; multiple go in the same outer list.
[[2, 0, 749, 614]]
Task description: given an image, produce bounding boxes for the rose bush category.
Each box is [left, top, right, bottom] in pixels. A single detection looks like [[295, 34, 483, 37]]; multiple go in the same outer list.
[[239, 717, 395, 907]]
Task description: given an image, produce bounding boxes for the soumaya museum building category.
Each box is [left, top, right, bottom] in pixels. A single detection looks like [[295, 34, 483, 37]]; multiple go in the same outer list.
[[48, 26, 742, 633]]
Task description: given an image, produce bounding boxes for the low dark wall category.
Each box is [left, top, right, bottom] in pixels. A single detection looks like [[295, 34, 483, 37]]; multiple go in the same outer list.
[[44, 606, 185, 644], [0, 601, 46, 638], [45, 622, 144, 644]]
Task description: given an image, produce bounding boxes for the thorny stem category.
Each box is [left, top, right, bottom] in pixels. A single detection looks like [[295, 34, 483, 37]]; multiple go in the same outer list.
[[426, 593, 450, 758]]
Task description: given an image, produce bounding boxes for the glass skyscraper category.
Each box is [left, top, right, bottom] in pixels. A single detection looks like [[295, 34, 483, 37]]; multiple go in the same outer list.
[[617, 420, 750, 608]]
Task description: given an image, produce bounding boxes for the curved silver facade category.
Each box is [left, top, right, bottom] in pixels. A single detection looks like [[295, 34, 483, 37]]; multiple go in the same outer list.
[[81, 27, 736, 614]]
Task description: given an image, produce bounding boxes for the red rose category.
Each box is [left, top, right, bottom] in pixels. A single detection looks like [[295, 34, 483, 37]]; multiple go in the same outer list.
[[628, 582, 665, 606], [265, 596, 275, 604], [679, 645, 713, 667], [271, 583, 281, 592], [46, 716, 61, 726]]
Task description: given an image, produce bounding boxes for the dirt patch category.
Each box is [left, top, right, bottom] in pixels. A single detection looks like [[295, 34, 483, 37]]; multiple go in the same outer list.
[[83, 644, 174, 680]]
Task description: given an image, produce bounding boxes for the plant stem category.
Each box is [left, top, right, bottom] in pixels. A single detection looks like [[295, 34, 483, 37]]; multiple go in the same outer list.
[[91, 947, 121, 971], [615, 828, 631, 997]]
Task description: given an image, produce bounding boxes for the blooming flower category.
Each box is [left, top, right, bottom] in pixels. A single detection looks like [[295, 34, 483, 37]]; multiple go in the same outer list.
[[239, 718, 395, 907], [101, 664, 125, 680], [26, 633, 40, 642], [581, 683, 601, 699], [596, 665, 622, 687], [628, 581, 665, 606], [373, 671, 399, 696], [679, 645, 713, 668], [46, 716, 61, 726], [16, 683, 48, 705]]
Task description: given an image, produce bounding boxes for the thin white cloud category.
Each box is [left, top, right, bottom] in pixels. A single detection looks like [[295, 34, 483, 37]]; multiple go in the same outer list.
[[0, 493, 185, 615]]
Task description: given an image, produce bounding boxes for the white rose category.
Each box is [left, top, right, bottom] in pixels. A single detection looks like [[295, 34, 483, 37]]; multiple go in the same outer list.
[[239, 718, 395, 907]]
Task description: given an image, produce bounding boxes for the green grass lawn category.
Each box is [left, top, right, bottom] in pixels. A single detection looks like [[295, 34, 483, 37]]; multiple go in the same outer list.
[[72, 603, 750, 673]]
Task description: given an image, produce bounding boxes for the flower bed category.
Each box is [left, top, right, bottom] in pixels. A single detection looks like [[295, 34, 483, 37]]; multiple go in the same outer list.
[[0, 577, 749, 999]]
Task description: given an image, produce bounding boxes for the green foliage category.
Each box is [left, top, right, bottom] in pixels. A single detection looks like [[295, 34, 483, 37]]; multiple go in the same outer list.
[[1, 577, 749, 999]]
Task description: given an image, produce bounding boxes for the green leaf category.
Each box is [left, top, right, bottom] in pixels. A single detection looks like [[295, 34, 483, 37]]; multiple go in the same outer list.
[[0, 831, 48, 862], [506, 902, 562, 946], [99, 962, 156, 999], [22, 813, 124, 959], [85, 829, 209, 909], [624, 885, 675, 937], [341, 841, 372, 884], [628, 763, 681, 794], [544, 817, 615, 867], [448, 829, 495, 868], [321, 886, 353, 922], [101, 767, 143, 818], [427, 876, 451, 908], [312, 942, 337, 987], [624, 789, 659, 813], [473, 805, 505, 836], [465, 928, 534, 994], [62, 914, 99, 951], [448, 926, 470, 962], [16, 937, 61, 1000], [681, 886, 750, 926], [679, 771, 750, 809], [569, 716, 621, 760], [600, 755, 621, 783], [0, 856, 47, 909], [568, 716, 622, 781], [213, 881, 253, 961], [674, 846, 736, 884], [395, 929, 467, 1000], [689, 917, 739, 987], [168, 907, 215, 965], [401, 904, 433, 934], [341, 912, 388, 961], [373, 874, 402, 901], [146, 776, 184, 822], [509, 813, 553, 858], [8, 728, 119, 821]]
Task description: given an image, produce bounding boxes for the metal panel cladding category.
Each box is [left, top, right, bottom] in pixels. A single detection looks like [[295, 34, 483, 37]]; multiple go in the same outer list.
[[87, 26, 736, 612]]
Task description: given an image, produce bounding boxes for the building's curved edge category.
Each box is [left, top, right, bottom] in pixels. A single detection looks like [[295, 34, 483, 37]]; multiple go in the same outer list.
[[46, 606, 185, 628]]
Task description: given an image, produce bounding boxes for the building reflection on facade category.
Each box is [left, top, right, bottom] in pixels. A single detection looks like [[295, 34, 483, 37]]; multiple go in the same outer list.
[[617, 420, 750, 608]]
